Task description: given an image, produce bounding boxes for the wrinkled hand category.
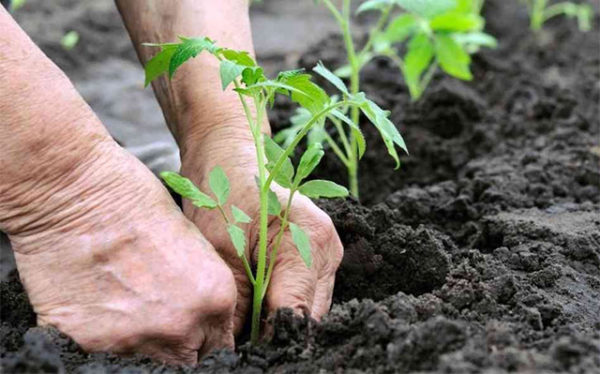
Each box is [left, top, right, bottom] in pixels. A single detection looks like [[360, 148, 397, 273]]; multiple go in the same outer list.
[[181, 133, 343, 334]]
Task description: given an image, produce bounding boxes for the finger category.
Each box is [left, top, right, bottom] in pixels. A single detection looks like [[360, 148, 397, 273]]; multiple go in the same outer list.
[[216, 247, 252, 336], [311, 235, 343, 319], [311, 272, 336, 320], [264, 234, 318, 317]]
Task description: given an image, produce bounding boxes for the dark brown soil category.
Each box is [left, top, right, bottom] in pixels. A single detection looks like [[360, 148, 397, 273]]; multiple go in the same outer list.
[[2, 0, 600, 373]]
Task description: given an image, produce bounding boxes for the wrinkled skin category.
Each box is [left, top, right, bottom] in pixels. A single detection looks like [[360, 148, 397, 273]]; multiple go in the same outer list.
[[181, 130, 344, 334]]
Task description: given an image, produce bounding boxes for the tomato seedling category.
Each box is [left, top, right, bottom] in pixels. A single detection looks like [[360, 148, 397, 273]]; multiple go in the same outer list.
[[276, 0, 494, 198], [143, 36, 407, 343], [520, 0, 592, 31]]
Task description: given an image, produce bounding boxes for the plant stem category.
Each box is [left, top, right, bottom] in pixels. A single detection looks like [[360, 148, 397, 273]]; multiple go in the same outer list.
[[322, 0, 360, 198], [266, 101, 348, 189], [531, 0, 547, 30], [358, 5, 392, 59], [250, 96, 269, 344], [329, 115, 353, 157], [342, 0, 361, 199], [261, 189, 296, 299]]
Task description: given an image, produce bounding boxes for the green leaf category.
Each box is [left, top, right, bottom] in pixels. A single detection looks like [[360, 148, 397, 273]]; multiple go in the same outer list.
[[61, 31, 79, 51], [296, 143, 324, 182], [453, 32, 497, 49], [276, 69, 305, 81], [280, 74, 329, 114], [268, 188, 281, 216], [403, 32, 435, 99], [208, 166, 230, 205], [144, 44, 178, 86], [435, 34, 472, 80], [395, 0, 456, 18], [313, 62, 349, 95], [220, 49, 256, 66], [160, 171, 217, 209], [264, 136, 294, 188], [289, 222, 312, 267], [355, 95, 408, 168], [219, 60, 246, 90], [232, 206, 252, 224], [356, 0, 393, 14], [381, 13, 417, 46], [169, 37, 216, 78], [299, 180, 349, 199], [227, 224, 246, 257], [241, 66, 265, 86], [430, 12, 484, 32]]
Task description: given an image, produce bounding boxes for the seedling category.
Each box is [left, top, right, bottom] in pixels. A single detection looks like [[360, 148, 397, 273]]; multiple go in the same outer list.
[[520, 0, 592, 31], [144, 36, 407, 343], [276, 0, 494, 198]]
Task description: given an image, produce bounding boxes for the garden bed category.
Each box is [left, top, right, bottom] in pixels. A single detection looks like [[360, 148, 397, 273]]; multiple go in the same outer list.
[[1, 0, 599, 373]]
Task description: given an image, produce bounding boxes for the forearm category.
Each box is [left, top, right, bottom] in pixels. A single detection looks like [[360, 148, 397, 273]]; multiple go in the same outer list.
[[0, 8, 112, 232], [116, 0, 269, 156]]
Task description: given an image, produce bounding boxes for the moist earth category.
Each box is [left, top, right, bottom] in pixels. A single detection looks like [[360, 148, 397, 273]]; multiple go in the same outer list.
[[2, 0, 600, 373]]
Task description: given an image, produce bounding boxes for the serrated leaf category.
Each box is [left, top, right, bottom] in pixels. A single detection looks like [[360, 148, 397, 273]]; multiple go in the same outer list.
[[296, 143, 324, 183], [435, 34, 472, 80], [220, 49, 256, 66], [241, 66, 264, 86], [356, 0, 393, 14], [276, 69, 305, 81], [144, 44, 178, 86], [169, 37, 216, 78], [268, 188, 281, 216], [264, 136, 294, 188], [281, 74, 329, 114], [395, 0, 456, 18], [227, 224, 246, 257], [299, 180, 349, 199], [208, 166, 230, 205], [430, 12, 483, 32], [313, 62, 349, 95], [289, 222, 312, 268], [232, 206, 252, 224], [404, 32, 435, 97], [355, 95, 408, 168], [219, 60, 246, 90], [380, 13, 417, 48], [160, 172, 217, 208]]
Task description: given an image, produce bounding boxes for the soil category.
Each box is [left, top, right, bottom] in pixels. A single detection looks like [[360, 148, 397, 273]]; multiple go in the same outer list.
[[2, 0, 600, 373]]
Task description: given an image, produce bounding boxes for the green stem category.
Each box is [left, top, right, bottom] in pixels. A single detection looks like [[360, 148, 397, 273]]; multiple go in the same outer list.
[[261, 188, 296, 299], [329, 115, 353, 157], [531, 0, 547, 30], [265, 101, 348, 190], [358, 5, 392, 60], [250, 96, 269, 344], [324, 132, 351, 166], [341, 0, 361, 199], [216, 202, 255, 286], [322, 0, 361, 198]]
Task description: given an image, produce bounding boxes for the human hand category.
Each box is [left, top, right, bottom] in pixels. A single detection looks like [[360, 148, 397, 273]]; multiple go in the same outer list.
[[180, 126, 344, 335]]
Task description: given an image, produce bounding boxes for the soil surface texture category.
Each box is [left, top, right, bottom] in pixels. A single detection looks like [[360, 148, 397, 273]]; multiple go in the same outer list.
[[2, 0, 600, 373]]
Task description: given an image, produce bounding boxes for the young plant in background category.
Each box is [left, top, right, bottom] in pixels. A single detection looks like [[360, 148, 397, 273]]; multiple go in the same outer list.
[[144, 36, 407, 343], [277, 0, 494, 198], [520, 0, 592, 31]]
